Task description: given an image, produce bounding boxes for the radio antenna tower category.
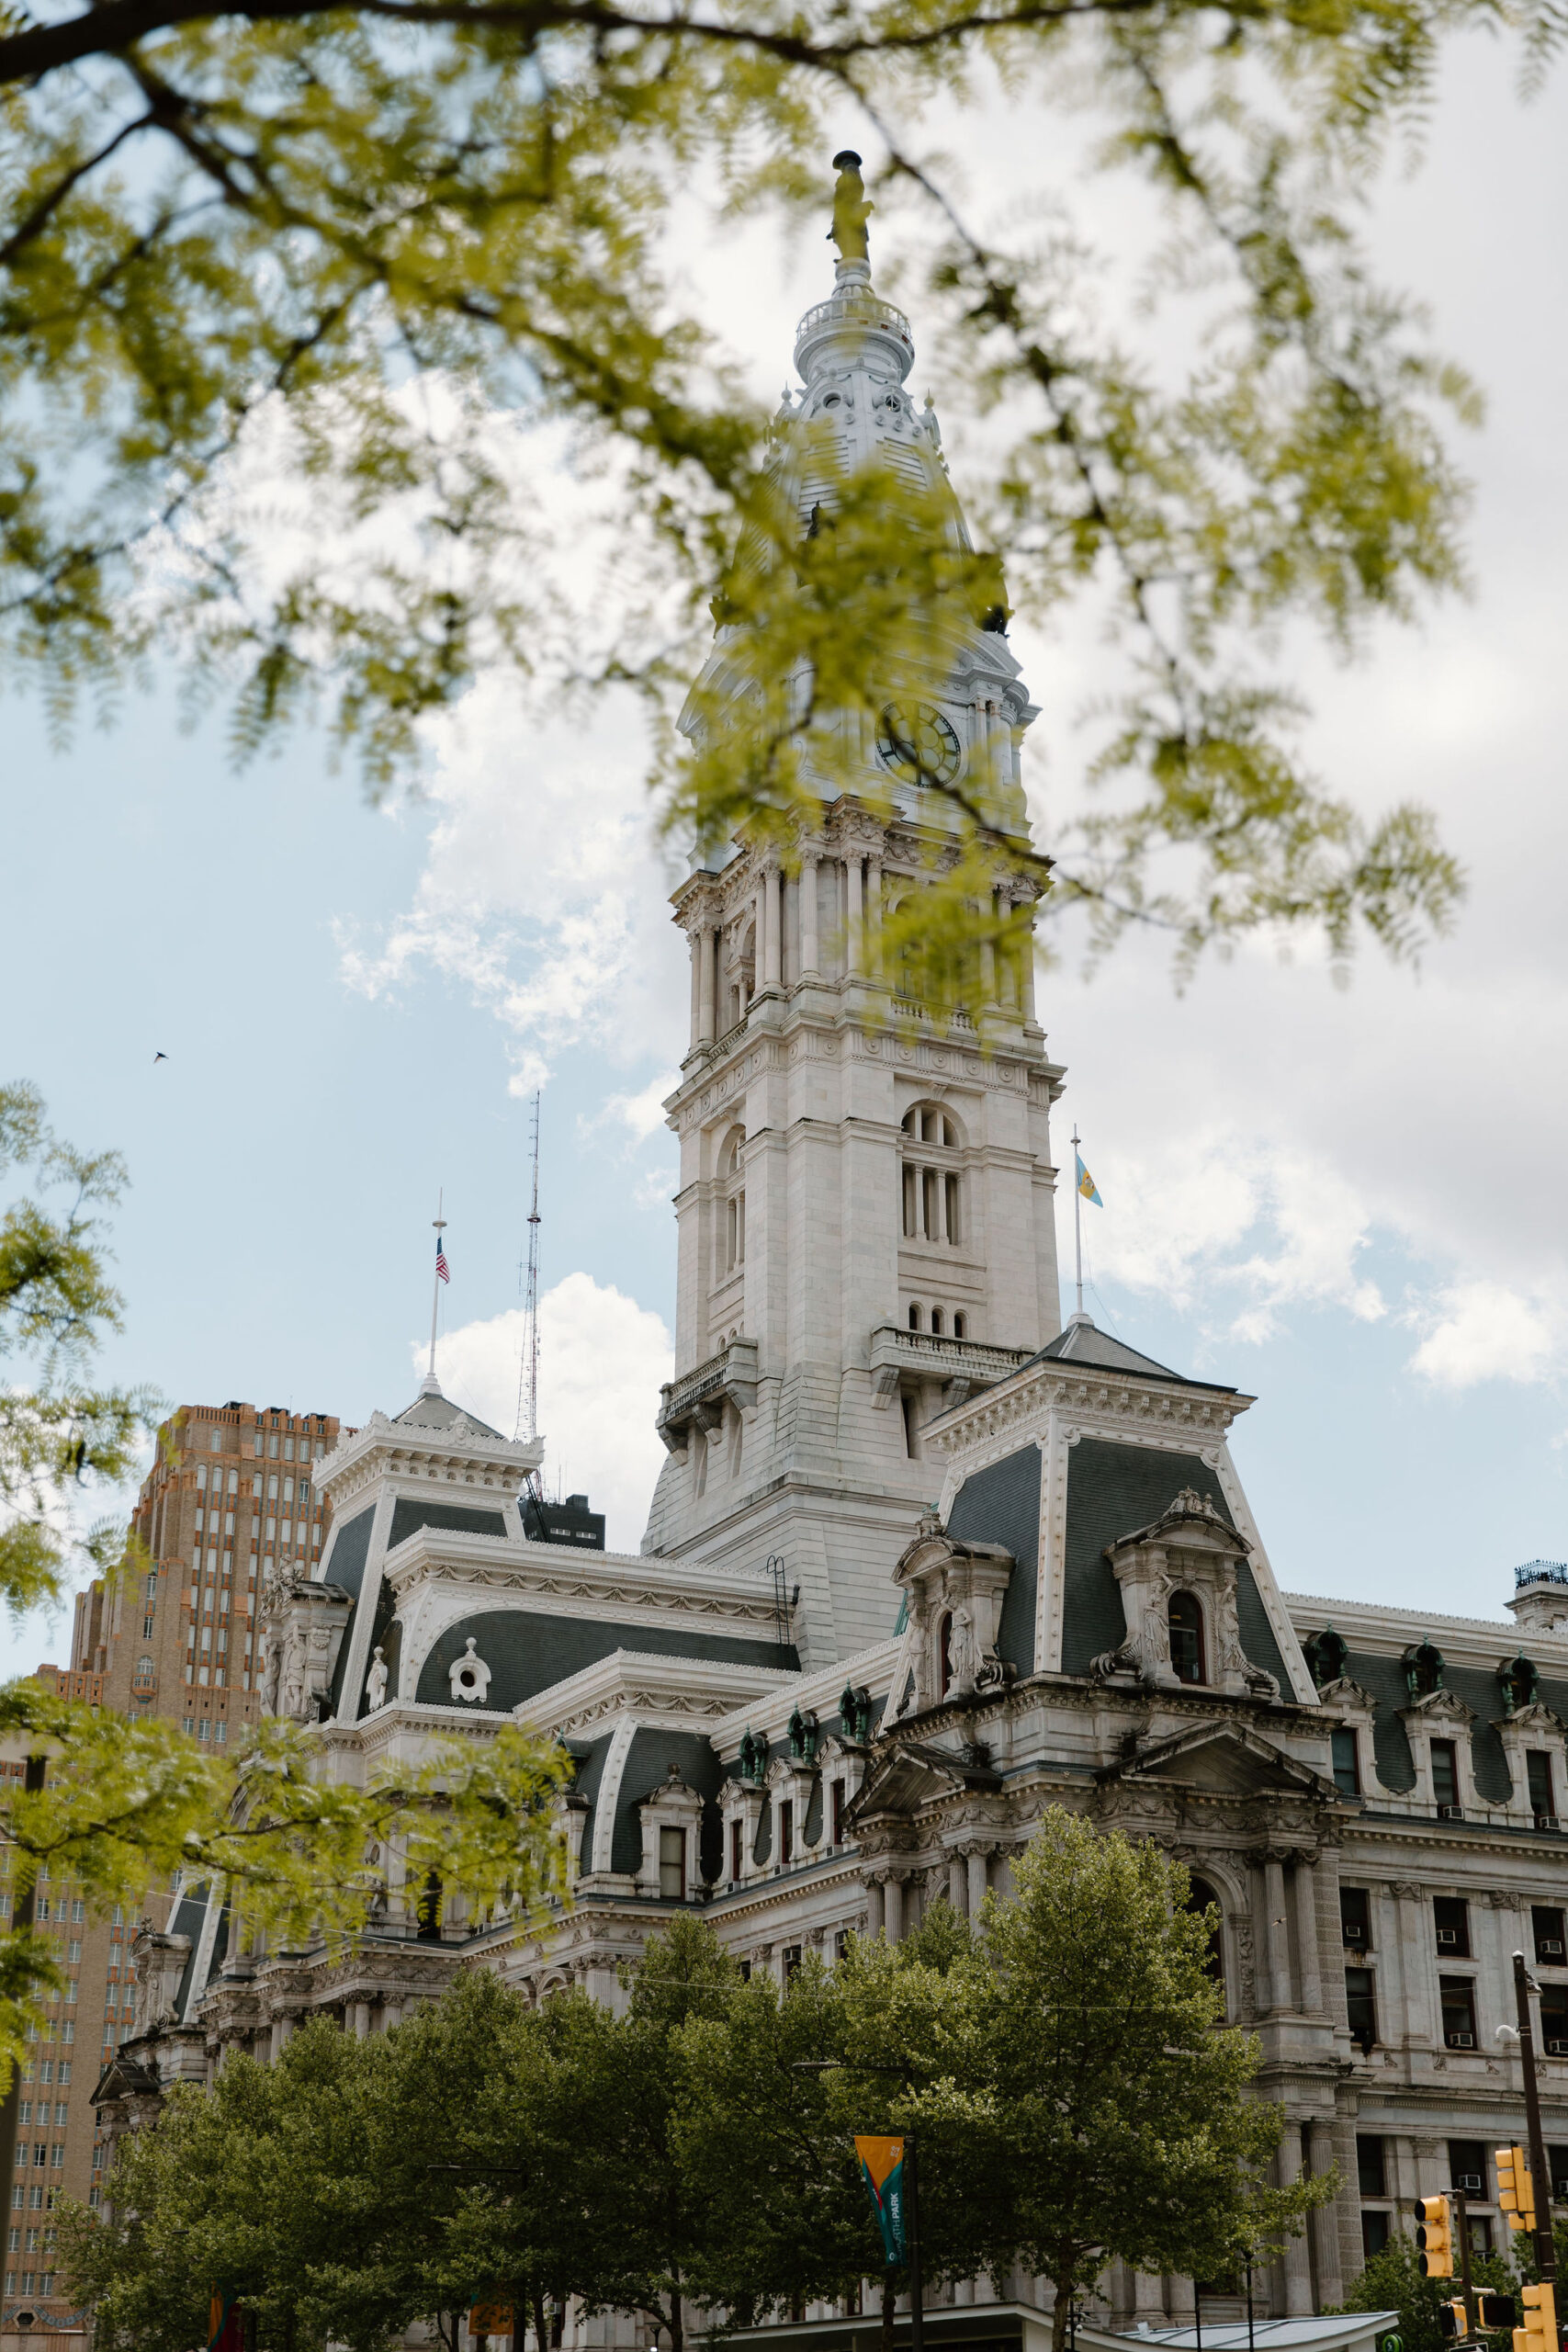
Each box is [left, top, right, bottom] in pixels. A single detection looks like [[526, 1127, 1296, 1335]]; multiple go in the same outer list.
[[514, 1091, 543, 1450]]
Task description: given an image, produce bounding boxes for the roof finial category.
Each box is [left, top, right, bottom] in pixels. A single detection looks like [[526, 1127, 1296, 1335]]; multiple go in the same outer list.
[[829, 149, 872, 267]]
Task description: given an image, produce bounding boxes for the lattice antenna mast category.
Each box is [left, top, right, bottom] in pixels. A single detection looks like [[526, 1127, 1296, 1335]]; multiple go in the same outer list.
[[514, 1091, 542, 1446]]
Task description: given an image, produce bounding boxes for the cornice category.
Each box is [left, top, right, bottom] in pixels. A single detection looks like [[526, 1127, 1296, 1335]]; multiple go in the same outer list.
[[929, 1357, 1250, 1463], [1280, 1587, 1562, 1657], [320, 1408, 540, 1512], [381, 1526, 784, 1632], [706, 1637, 900, 1748], [513, 1648, 801, 1741]]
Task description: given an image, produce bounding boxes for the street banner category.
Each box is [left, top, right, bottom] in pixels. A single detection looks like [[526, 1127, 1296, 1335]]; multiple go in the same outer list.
[[854, 2134, 907, 2266], [207, 2292, 243, 2352], [469, 2301, 515, 2340]]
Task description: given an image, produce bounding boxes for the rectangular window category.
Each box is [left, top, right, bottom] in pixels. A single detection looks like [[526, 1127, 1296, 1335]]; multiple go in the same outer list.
[[1530, 1752, 1557, 1820], [779, 1800, 794, 1866], [1360, 2212, 1390, 2260], [1431, 1740, 1461, 1809], [1346, 1967, 1378, 2052], [1540, 1984, 1568, 2055], [1341, 1887, 1373, 1951], [783, 1945, 802, 1982], [1440, 1977, 1479, 2050], [1434, 1896, 1471, 1956], [1332, 1727, 1361, 1795], [658, 1826, 685, 1901], [1534, 1906, 1566, 1965], [1547, 2143, 1568, 2201], [831, 1781, 846, 1846], [836, 1929, 852, 1962], [729, 1818, 743, 1883], [1357, 2136, 1387, 2198]]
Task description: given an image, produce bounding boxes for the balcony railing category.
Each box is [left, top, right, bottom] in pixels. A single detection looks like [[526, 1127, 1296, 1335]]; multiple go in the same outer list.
[[1517, 1559, 1568, 1589]]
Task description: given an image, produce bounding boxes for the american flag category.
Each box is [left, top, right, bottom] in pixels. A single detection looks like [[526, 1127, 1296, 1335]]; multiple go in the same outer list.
[[435, 1233, 450, 1283]]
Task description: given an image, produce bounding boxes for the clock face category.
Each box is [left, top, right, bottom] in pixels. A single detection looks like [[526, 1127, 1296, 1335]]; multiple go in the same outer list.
[[876, 701, 962, 788]]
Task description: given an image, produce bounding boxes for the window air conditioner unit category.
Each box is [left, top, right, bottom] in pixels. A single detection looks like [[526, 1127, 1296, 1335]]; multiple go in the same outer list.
[[1448, 2031, 1475, 2048], [1547, 2040, 1568, 2056], [1535, 1816, 1561, 1833], [1438, 1804, 1465, 1820], [1438, 1928, 1459, 1946], [1344, 1924, 1366, 1943], [1458, 2174, 1483, 2191], [1543, 1939, 1566, 1956]]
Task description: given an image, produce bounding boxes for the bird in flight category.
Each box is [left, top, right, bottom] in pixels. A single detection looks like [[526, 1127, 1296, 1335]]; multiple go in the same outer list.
[[153, 1051, 168, 1063]]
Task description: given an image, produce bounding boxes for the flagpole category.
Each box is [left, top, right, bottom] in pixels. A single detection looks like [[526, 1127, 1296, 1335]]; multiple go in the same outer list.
[[1071, 1126, 1084, 1319], [429, 1190, 447, 1383]]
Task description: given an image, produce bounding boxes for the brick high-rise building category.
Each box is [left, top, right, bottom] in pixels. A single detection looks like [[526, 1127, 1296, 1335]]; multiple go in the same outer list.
[[5, 1399, 344, 2335]]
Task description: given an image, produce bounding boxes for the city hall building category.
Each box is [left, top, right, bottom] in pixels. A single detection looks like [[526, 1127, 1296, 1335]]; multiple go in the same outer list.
[[96, 168, 1568, 2346]]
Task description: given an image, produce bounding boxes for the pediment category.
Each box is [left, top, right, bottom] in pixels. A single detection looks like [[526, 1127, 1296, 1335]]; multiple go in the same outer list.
[[1503, 1700, 1566, 1736], [1400, 1687, 1475, 1728], [1108, 1720, 1336, 1801], [849, 1737, 1000, 1823]]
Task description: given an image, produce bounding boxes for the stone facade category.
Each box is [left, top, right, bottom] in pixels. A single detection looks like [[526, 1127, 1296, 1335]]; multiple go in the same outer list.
[[90, 204, 1568, 2352]]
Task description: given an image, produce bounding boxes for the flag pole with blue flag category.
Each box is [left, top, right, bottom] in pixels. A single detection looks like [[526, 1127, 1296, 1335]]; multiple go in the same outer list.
[[427, 1191, 449, 1385], [1070, 1126, 1101, 1318]]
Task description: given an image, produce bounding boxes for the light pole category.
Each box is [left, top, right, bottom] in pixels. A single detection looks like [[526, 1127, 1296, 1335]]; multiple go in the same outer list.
[[793, 2061, 924, 2352], [1499, 1953, 1559, 2291]]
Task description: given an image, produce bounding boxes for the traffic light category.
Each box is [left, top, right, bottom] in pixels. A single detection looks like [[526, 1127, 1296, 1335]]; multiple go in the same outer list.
[[1496, 2145, 1537, 2233], [1439, 2300, 1471, 2340], [1479, 2296, 1518, 2332], [1416, 2195, 1456, 2278], [1514, 2279, 1555, 2352]]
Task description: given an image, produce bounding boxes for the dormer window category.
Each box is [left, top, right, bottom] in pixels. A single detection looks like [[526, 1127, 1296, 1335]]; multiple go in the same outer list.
[[1168, 1592, 1206, 1684]]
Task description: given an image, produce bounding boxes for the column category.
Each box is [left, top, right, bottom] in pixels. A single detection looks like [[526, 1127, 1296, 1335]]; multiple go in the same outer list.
[[1294, 1858, 1323, 2015], [866, 854, 883, 979], [846, 854, 863, 975], [948, 1856, 966, 1913], [764, 866, 783, 989], [801, 853, 819, 976], [966, 1848, 989, 1917], [698, 926, 716, 1044], [1020, 904, 1037, 1022], [1168, 2278, 1195, 2326], [1309, 2120, 1344, 2304], [864, 1877, 886, 1939], [884, 1874, 905, 1942], [1134, 2272, 1165, 2322], [1266, 1855, 1293, 2013], [688, 929, 701, 1046], [1278, 2124, 1314, 2315], [979, 890, 997, 1005]]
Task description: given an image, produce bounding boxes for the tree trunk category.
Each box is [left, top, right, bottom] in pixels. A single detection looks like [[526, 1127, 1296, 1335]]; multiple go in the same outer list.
[[530, 2286, 548, 2352], [668, 2288, 683, 2352], [882, 2271, 896, 2352], [1050, 2273, 1075, 2352]]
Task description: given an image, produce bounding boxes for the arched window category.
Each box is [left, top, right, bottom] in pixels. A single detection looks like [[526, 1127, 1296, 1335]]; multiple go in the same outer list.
[[938, 1611, 953, 1696], [717, 1127, 746, 1277], [953, 1312, 967, 1340], [134, 1657, 153, 1680], [899, 1103, 965, 1246], [908, 1302, 922, 1331], [930, 1306, 944, 1336], [1168, 1592, 1206, 1684], [1187, 1876, 1225, 1991]]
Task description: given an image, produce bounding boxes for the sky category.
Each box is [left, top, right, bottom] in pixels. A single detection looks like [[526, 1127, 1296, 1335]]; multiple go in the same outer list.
[[5, 31, 1568, 1676]]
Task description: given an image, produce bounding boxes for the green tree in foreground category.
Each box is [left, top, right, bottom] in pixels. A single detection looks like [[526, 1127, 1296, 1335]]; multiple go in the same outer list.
[[1, 0, 1518, 971], [1335, 2223, 1516, 2352], [64, 1815, 1328, 2352]]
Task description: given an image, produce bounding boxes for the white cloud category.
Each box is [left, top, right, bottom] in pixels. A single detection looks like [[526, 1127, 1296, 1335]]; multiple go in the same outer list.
[[341, 675, 690, 1095], [1406, 1281, 1560, 1390], [423, 1272, 673, 1552]]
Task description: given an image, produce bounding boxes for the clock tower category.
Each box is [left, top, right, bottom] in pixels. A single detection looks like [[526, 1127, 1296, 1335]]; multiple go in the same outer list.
[[640, 162, 1066, 1668]]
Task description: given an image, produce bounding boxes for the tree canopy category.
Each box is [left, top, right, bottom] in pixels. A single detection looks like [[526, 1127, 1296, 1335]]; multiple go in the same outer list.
[[3, 0, 1540, 970], [62, 1815, 1328, 2352]]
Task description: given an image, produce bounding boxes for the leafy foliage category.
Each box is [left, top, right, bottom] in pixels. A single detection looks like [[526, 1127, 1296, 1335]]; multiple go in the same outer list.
[[62, 1815, 1325, 2352], [0, 1080, 159, 1618], [1, 0, 1537, 967]]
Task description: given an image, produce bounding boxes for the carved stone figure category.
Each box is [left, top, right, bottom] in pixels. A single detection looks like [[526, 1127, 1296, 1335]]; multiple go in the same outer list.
[[365, 1645, 389, 1712]]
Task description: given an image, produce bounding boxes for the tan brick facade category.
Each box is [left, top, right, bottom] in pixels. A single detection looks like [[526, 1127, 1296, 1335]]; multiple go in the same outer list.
[[6, 1399, 346, 2331]]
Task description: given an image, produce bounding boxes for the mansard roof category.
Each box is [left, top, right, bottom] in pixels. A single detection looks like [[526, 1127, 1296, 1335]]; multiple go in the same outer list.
[[391, 1378, 506, 1442], [1030, 1313, 1237, 1394], [412, 1608, 800, 1713]]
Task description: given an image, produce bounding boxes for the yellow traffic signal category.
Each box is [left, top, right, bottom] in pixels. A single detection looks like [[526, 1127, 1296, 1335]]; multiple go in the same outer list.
[[1514, 2279, 1555, 2352], [1416, 2195, 1456, 2279], [1496, 2145, 1537, 2233], [1438, 2300, 1471, 2341]]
